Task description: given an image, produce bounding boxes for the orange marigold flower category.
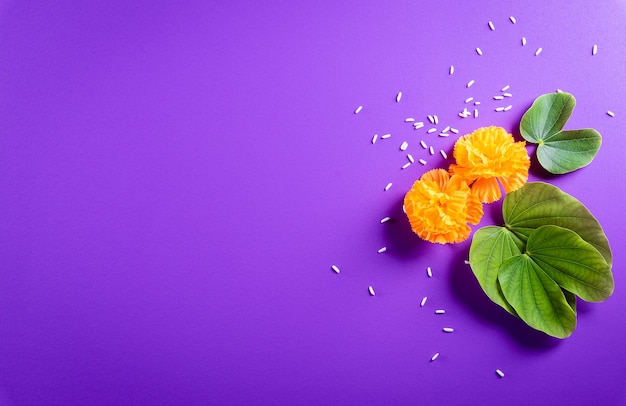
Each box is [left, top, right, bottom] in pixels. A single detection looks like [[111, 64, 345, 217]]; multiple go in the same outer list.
[[449, 126, 530, 203], [404, 169, 483, 244]]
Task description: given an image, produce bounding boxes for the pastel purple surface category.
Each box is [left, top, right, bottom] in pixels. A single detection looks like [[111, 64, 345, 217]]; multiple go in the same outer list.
[[1, 1, 625, 405]]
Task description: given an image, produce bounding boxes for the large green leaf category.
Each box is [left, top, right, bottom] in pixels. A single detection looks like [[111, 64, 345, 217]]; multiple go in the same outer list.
[[520, 92, 575, 141], [498, 254, 577, 338], [526, 225, 613, 302], [469, 226, 523, 315], [503, 182, 612, 267], [520, 92, 602, 174]]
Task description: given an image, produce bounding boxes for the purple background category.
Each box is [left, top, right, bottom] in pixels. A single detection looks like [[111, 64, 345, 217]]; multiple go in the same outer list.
[[1, 1, 625, 404]]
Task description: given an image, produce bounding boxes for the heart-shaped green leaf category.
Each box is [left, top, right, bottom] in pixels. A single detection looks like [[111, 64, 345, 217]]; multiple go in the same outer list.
[[503, 182, 612, 267], [520, 92, 575, 141], [526, 225, 613, 302], [520, 92, 602, 174], [498, 254, 577, 338], [469, 226, 523, 315]]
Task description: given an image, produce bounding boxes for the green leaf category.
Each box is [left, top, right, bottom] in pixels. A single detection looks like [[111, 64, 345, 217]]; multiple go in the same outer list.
[[526, 225, 613, 302], [535, 129, 602, 174], [520, 92, 575, 142], [498, 254, 577, 338], [520, 92, 602, 174], [469, 226, 523, 315], [503, 182, 612, 267]]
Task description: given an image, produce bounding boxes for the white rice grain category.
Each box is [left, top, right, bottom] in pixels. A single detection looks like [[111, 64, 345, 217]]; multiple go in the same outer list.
[[381, 133, 391, 139], [439, 133, 449, 137], [355, 105, 363, 114], [535, 47, 542, 56], [442, 126, 450, 133], [371, 134, 378, 144], [464, 260, 470, 265], [474, 101, 481, 105], [414, 122, 425, 129], [465, 97, 474, 104], [381, 217, 391, 224], [493, 95, 504, 100], [467, 79, 475, 88], [402, 162, 411, 169], [384, 182, 392, 191], [400, 141, 409, 151], [488, 21, 495, 31], [449, 65, 455, 75], [429, 146, 434, 155], [419, 159, 427, 165], [495, 107, 505, 112], [378, 247, 387, 254], [440, 150, 448, 159], [405, 118, 415, 122], [420, 140, 428, 149], [522, 37, 527, 46], [504, 105, 512, 111], [420, 297, 428, 307], [442, 327, 454, 333], [396, 91, 402, 102], [592, 44, 598, 55], [331, 265, 340, 274], [476, 47, 483, 56], [427, 128, 437, 134], [474, 108, 478, 118], [434, 115, 439, 125], [431, 353, 440, 362], [428, 115, 435, 124], [503, 92, 513, 97], [501, 85, 510, 91], [435, 310, 446, 314], [607, 111, 615, 117], [450, 128, 459, 134], [427, 266, 432, 278], [407, 153, 415, 163], [368, 286, 376, 296], [496, 369, 505, 378], [510, 16, 517, 24]]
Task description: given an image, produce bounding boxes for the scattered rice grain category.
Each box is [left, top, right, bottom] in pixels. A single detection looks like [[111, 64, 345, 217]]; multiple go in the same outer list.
[[493, 95, 504, 100], [467, 79, 475, 88], [414, 122, 425, 129], [421, 297, 428, 307], [419, 159, 427, 165], [435, 310, 446, 314], [331, 265, 340, 274], [503, 92, 513, 97], [434, 115, 439, 125], [504, 105, 512, 111], [607, 111, 615, 117], [496, 369, 505, 378], [427, 128, 437, 134], [378, 247, 387, 254], [442, 327, 454, 333], [431, 353, 440, 362], [405, 118, 415, 122], [510, 16, 517, 24], [474, 108, 478, 118], [465, 97, 474, 104], [428, 115, 435, 124], [495, 107, 505, 112], [400, 141, 409, 151], [522, 37, 527, 46], [442, 126, 450, 133], [535, 47, 542, 56], [381, 217, 391, 224], [449, 65, 455, 75], [420, 140, 428, 149], [427, 266, 432, 278], [402, 162, 411, 169], [429, 146, 434, 155], [501, 85, 510, 91], [439, 133, 449, 137], [407, 153, 415, 163], [592, 44, 598, 55], [368, 286, 376, 296], [384, 182, 392, 191], [488, 21, 495, 31], [476, 47, 483, 56], [396, 91, 402, 102], [371, 134, 378, 144], [355, 105, 363, 114], [381, 133, 391, 139], [440, 150, 448, 159], [450, 128, 459, 134]]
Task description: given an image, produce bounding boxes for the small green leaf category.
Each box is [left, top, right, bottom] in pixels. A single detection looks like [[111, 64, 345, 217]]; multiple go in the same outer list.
[[535, 129, 602, 174], [520, 92, 575, 142], [503, 182, 612, 267], [520, 92, 602, 174], [469, 226, 524, 315], [526, 225, 613, 302], [498, 254, 577, 338]]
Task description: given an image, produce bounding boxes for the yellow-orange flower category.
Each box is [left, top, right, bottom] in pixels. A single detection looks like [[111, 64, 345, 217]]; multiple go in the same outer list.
[[404, 169, 483, 244], [449, 126, 530, 203]]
